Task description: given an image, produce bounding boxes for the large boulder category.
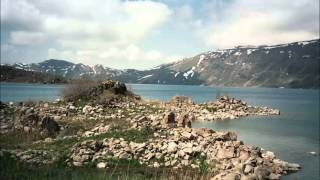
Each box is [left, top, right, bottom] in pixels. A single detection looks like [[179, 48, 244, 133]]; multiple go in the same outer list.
[[177, 112, 193, 128], [41, 116, 60, 135], [20, 113, 41, 127], [113, 81, 127, 94], [161, 112, 176, 128]]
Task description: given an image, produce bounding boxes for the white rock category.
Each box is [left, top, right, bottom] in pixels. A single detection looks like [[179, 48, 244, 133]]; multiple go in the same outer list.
[[97, 162, 107, 168], [23, 126, 31, 133], [167, 142, 178, 153], [309, 151, 317, 156], [83, 105, 93, 114], [153, 162, 160, 168], [262, 151, 275, 159]]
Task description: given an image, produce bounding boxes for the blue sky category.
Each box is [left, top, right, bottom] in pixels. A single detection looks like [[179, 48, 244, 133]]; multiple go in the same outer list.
[[1, 0, 319, 69]]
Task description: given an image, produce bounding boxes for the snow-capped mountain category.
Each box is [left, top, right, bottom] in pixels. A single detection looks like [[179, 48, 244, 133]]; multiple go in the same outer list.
[[11, 59, 124, 80], [3, 39, 319, 88]]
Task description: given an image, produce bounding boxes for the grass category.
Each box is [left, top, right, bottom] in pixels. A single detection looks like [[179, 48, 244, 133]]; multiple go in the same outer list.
[[197, 155, 210, 174], [0, 151, 216, 180], [0, 129, 45, 149], [1, 127, 154, 155], [0, 100, 217, 180], [0, 126, 218, 180], [88, 127, 154, 143]]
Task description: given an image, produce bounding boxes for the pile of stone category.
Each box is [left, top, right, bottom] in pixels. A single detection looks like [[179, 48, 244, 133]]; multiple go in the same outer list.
[[1, 149, 57, 165], [0, 103, 14, 134], [70, 127, 299, 179], [14, 111, 61, 136], [129, 111, 194, 130], [82, 123, 111, 137], [164, 96, 280, 121], [64, 80, 140, 105]]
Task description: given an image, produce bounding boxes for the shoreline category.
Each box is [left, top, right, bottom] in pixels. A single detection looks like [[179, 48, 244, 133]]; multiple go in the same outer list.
[[1, 81, 320, 90], [0, 80, 301, 180]]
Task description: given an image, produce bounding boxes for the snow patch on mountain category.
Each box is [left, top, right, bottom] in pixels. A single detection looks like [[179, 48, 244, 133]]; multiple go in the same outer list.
[[183, 66, 195, 79], [138, 74, 153, 81], [174, 72, 180, 77], [247, 49, 255, 55], [234, 51, 241, 56], [197, 55, 205, 67]]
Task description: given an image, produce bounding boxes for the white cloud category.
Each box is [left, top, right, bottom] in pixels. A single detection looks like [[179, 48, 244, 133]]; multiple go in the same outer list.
[[41, 0, 172, 50], [200, 0, 320, 48], [48, 44, 177, 69], [1, 0, 319, 67], [175, 4, 193, 21], [0, 0, 42, 31], [1, 0, 173, 69], [9, 31, 47, 45]]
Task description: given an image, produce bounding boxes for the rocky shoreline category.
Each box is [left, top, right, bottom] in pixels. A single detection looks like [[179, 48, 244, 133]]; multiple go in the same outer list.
[[0, 80, 299, 180]]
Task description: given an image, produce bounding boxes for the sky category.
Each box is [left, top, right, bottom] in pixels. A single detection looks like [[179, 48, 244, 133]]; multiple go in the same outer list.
[[1, 0, 319, 69]]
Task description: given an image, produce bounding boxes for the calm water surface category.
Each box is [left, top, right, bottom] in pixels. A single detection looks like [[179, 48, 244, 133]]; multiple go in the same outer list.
[[1, 82, 319, 179]]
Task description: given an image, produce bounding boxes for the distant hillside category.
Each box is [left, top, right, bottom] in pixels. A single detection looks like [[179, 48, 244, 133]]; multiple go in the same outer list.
[[0, 65, 67, 84], [166, 39, 320, 88], [4, 39, 320, 88]]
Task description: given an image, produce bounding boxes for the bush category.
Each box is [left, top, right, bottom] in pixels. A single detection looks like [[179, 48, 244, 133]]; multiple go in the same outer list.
[[63, 79, 101, 102], [63, 79, 138, 106]]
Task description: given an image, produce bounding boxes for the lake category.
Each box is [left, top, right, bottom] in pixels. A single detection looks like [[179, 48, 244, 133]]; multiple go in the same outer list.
[[0, 82, 319, 179]]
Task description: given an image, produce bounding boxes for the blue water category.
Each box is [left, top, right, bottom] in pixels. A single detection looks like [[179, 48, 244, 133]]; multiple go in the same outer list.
[[0, 83, 65, 102], [1, 82, 319, 179]]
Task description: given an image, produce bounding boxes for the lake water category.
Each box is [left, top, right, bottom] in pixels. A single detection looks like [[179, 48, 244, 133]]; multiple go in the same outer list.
[[1, 82, 319, 179]]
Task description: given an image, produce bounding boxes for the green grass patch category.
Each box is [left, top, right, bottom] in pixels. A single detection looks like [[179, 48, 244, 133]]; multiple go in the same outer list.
[[88, 127, 154, 143], [0, 151, 216, 180]]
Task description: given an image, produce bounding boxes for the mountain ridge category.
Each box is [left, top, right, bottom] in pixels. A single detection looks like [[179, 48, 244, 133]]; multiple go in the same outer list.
[[2, 39, 319, 88]]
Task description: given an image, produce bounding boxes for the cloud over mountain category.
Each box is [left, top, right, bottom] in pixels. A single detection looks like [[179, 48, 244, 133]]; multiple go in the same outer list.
[[1, 0, 319, 69]]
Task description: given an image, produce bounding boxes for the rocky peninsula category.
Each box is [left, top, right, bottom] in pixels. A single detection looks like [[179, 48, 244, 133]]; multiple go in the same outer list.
[[0, 80, 299, 180]]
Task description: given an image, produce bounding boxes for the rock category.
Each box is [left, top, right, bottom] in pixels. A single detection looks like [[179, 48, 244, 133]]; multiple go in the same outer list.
[[177, 112, 193, 128], [96, 162, 107, 168], [254, 167, 271, 179], [53, 116, 61, 121], [153, 162, 160, 168], [243, 164, 253, 174], [167, 142, 178, 153], [269, 173, 280, 180], [161, 112, 176, 128], [212, 172, 241, 180], [239, 150, 250, 162], [286, 163, 301, 171], [181, 160, 189, 166], [83, 131, 94, 137], [23, 126, 31, 133], [181, 131, 192, 139], [41, 116, 60, 135], [165, 161, 171, 167], [194, 128, 215, 138], [183, 147, 193, 154], [21, 113, 39, 127], [262, 151, 275, 160], [113, 81, 127, 94], [73, 161, 83, 167], [217, 147, 235, 159], [44, 137, 53, 143], [170, 96, 193, 106], [217, 131, 237, 141], [171, 159, 177, 166], [83, 105, 93, 114]]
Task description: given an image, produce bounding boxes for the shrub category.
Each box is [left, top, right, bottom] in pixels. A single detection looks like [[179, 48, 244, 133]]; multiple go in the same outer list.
[[63, 79, 139, 106], [63, 79, 101, 102]]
